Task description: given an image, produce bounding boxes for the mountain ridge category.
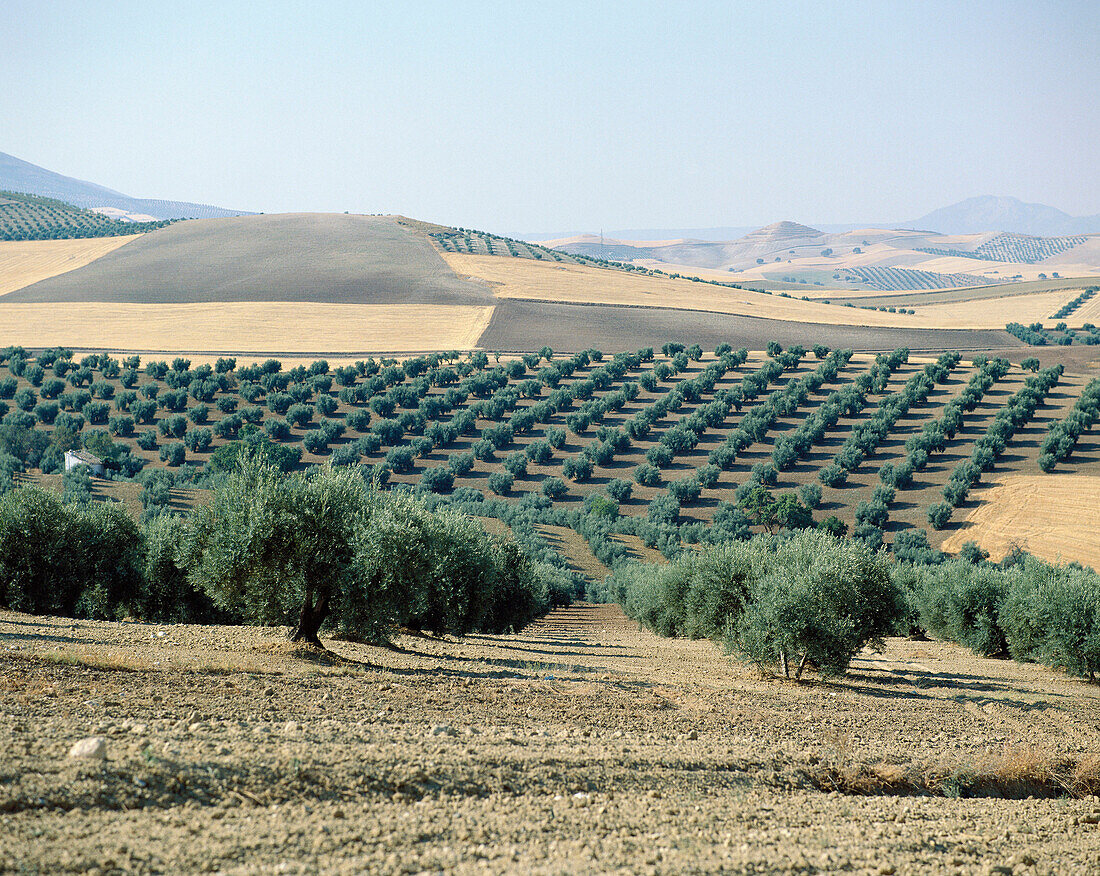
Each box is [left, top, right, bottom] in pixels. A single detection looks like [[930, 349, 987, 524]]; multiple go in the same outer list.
[[0, 151, 252, 221]]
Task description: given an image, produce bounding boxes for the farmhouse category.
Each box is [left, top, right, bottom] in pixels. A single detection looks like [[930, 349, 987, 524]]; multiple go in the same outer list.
[[63, 449, 105, 477]]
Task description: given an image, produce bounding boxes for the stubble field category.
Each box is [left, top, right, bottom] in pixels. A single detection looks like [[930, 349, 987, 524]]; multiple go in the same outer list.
[[0, 302, 496, 356], [0, 236, 138, 297]]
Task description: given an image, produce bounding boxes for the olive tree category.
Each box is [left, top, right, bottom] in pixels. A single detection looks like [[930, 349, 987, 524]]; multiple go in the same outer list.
[[186, 456, 371, 645]]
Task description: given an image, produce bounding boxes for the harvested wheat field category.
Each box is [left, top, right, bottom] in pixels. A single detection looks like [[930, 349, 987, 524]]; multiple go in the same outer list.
[[914, 289, 1079, 330], [941, 473, 1100, 568], [0, 302, 495, 355], [0, 236, 138, 296], [3, 603, 1099, 875], [443, 253, 1085, 331]]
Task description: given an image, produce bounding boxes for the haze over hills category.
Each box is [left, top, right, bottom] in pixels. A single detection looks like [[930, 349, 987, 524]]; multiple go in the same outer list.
[[0, 151, 251, 221], [906, 196, 1100, 237], [523, 197, 1100, 243], [546, 215, 1100, 292]]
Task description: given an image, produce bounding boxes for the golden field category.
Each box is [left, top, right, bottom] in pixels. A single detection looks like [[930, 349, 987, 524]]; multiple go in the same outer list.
[[941, 473, 1100, 569], [0, 302, 495, 354], [0, 236, 139, 296], [441, 252, 1086, 331]]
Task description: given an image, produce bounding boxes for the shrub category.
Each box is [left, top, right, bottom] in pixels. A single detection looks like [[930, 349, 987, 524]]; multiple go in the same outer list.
[[159, 442, 186, 466], [471, 439, 496, 462], [606, 478, 633, 502], [33, 401, 59, 425], [646, 444, 673, 468], [385, 446, 415, 472], [419, 466, 455, 494], [161, 389, 188, 412], [301, 431, 328, 455], [448, 452, 475, 476], [927, 502, 954, 529], [667, 477, 701, 503], [346, 409, 372, 432], [818, 463, 846, 487], [84, 401, 110, 425], [108, 415, 135, 437], [0, 488, 144, 619], [525, 439, 553, 464], [798, 483, 821, 509], [562, 454, 593, 482], [817, 515, 847, 538], [285, 404, 314, 429], [503, 452, 528, 477], [647, 493, 681, 526], [183, 428, 213, 453], [634, 463, 661, 487], [13, 388, 36, 411], [541, 477, 567, 498]]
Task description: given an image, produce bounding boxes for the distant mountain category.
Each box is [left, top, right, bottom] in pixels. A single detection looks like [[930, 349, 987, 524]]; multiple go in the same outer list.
[[908, 196, 1100, 237], [0, 151, 252, 221]]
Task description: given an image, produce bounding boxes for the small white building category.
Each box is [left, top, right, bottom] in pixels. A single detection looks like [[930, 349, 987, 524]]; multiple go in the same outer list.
[[64, 450, 105, 477]]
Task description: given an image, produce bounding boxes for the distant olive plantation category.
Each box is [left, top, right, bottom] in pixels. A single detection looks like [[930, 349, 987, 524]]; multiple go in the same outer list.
[[0, 191, 171, 240]]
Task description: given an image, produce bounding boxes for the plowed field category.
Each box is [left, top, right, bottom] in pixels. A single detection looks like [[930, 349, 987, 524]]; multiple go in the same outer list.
[[3, 604, 1099, 874]]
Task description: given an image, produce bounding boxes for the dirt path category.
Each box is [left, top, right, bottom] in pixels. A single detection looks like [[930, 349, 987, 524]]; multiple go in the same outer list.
[[2, 604, 1099, 874]]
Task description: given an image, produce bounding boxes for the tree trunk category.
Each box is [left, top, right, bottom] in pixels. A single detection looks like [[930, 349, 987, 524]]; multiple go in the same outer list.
[[794, 653, 809, 681], [289, 589, 329, 648], [779, 650, 789, 679]]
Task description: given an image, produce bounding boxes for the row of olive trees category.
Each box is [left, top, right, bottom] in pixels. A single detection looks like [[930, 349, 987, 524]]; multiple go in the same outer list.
[[593, 530, 899, 679], [1039, 376, 1100, 472], [929, 365, 1063, 528], [592, 531, 1099, 683], [896, 554, 1100, 682], [0, 456, 564, 645]]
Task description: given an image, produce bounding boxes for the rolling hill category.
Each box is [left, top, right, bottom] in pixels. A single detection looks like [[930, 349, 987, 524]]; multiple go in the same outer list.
[[0, 209, 1060, 357], [545, 221, 1100, 291], [3, 213, 491, 306], [0, 151, 251, 220]]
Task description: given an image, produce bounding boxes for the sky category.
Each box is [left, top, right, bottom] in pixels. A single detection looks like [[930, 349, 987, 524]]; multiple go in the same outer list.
[[3, 0, 1098, 234]]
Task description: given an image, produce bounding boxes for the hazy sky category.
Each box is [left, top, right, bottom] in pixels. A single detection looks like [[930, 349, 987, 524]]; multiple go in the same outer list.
[[4, 0, 1098, 232]]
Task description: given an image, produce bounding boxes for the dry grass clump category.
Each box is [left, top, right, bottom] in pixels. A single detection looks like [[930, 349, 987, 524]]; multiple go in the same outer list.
[[811, 747, 1100, 799]]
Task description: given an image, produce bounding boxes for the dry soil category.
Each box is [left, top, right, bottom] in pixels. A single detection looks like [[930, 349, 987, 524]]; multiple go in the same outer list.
[[3, 604, 1099, 875]]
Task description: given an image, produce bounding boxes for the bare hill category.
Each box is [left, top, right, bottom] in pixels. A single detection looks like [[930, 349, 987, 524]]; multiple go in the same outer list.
[[3, 213, 494, 306]]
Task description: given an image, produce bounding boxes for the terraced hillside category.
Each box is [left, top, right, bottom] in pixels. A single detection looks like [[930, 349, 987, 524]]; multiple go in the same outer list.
[[2, 342, 1096, 577], [0, 191, 170, 240]]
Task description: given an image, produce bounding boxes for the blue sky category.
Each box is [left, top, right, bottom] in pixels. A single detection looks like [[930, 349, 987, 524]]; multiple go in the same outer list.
[[3, 0, 1097, 232]]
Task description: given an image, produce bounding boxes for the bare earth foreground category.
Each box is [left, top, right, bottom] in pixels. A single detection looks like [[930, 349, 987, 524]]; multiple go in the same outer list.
[[2, 605, 1099, 875]]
